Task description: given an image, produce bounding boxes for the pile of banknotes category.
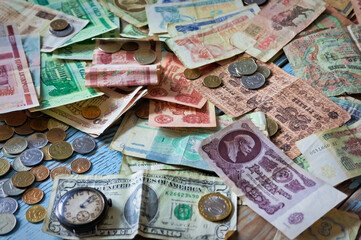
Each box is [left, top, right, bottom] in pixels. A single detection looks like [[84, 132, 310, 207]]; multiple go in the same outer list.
[[1, 0, 361, 239]]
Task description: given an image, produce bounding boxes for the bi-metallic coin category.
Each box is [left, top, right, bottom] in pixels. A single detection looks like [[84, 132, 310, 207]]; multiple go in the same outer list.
[[20, 148, 44, 167], [241, 72, 266, 90], [198, 193, 232, 222], [0, 197, 18, 214]]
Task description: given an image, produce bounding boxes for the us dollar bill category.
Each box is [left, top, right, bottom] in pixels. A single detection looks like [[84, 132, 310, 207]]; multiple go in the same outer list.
[[42, 172, 237, 239]]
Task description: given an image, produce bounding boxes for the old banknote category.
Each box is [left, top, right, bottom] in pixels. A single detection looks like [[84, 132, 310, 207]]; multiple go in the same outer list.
[[146, 53, 207, 109], [324, 0, 354, 16], [166, 8, 256, 68], [167, 4, 260, 37], [331, 96, 361, 126], [43, 172, 237, 239], [230, 0, 326, 62], [148, 100, 217, 127], [348, 24, 361, 51], [31, 53, 102, 111], [120, 155, 183, 174], [146, 0, 244, 34], [0, 23, 39, 113], [351, 0, 361, 22], [198, 117, 347, 239], [44, 88, 146, 137], [284, 25, 361, 97], [0, 0, 88, 52]]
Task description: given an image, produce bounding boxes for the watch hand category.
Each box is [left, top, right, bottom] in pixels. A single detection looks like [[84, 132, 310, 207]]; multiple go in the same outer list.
[[80, 195, 96, 208]]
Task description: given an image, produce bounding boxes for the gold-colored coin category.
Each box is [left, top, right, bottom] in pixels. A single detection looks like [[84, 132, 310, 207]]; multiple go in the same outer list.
[[121, 41, 139, 51], [81, 105, 101, 120], [198, 193, 232, 222], [184, 68, 202, 80], [49, 141, 73, 160], [50, 19, 69, 31], [238, 57, 255, 63], [30, 166, 50, 182], [22, 188, 44, 205], [46, 128, 66, 143], [26, 205, 47, 223], [5, 111, 27, 127], [134, 49, 157, 65], [267, 118, 279, 137], [11, 171, 35, 188], [50, 166, 71, 180], [70, 158, 92, 174], [30, 117, 49, 131], [14, 119, 34, 136], [203, 75, 222, 88], [47, 118, 69, 131], [98, 41, 121, 53], [0, 125, 14, 141], [0, 158, 10, 177], [41, 146, 52, 161]]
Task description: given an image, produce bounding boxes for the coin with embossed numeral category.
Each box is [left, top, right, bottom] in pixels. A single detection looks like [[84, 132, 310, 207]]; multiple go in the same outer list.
[[0, 179, 9, 198], [0, 197, 18, 214], [26, 205, 46, 223], [70, 158, 92, 174], [72, 136, 96, 154], [49, 141, 73, 160], [50, 166, 71, 180], [30, 166, 50, 182], [20, 148, 44, 167], [2, 179, 25, 196], [0, 213, 16, 235], [198, 193, 232, 222], [11, 171, 35, 188], [22, 188, 44, 205]]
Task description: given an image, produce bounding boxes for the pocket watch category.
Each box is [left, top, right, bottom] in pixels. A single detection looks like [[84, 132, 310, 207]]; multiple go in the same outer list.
[[55, 187, 112, 234]]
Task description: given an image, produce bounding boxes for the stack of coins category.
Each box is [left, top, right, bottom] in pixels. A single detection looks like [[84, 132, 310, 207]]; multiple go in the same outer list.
[[49, 19, 73, 37]]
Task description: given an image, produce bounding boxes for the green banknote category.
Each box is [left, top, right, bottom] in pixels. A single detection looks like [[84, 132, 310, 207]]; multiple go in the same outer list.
[[31, 53, 102, 111]]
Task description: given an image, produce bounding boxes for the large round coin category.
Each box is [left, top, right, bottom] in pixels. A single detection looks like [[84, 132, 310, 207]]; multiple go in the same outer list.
[[235, 60, 258, 76], [243, 0, 268, 6], [49, 141, 73, 160], [241, 73, 266, 90], [0, 213, 16, 235], [12, 156, 32, 172], [198, 193, 232, 222], [72, 136, 96, 154], [0, 158, 10, 177], [27, 133, 48, 149], [98, 41, 121, 53], [2, 179, 25, 196], [26, 205, 47, 223], [20, 148, 44, 167], [50, 19, 69, 31], [134, 49, 157, 65], [3, 137, 28, 155], [22, 188, 44, 205], [0, 197, 18, 214], [203, 75, 222, 88], [0, 125, 14, 141], [11, 171, 35, 188], [184, 68, 202, 80]]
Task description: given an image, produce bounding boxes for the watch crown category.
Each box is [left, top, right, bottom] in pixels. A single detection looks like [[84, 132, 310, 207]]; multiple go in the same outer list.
[[107, 198, 112, 207]]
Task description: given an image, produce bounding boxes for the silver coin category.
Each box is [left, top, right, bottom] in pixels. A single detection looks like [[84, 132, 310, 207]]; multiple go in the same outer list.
[[0, 213, 16, 235], [12, 156, 32, 172], [236, 60, 258, 76], [27, 133, 48, 149], [0, 197, 18, 214], [98, 41, 122, 53], [1, 148, 19, 159], [0, 143, 4, 149], [2, 179, 25, 196], [72, 136, 96, 154], [3, 137, 28, 155], [20, 148, 44, 167], [0, 178, 9, 198], [49, 24, 74, 37], [227, 62, 243, 77], [256, 65, 271, 79], [241, 73, 266, 90]]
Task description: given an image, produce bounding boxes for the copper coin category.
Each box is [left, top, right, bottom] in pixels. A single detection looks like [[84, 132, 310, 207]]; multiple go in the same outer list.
[[0, 125, 14, 141], [14, 119, 34, 136], [46, 128, 66, 143], [135, 102, 149, 119], [184, 68, 202, 80], [41, 146, 52, 161], [50, 19, 69, 31], [0, 113, 8, 121], [4, 111, 27, 127], [22, 188, 44, 205], [81, 105, 101, 120], [30, 166, 49, 182], [70, 158, 92, 174], [11, 171, 35, 188], [121, 41, 139, 51], [25, 110, 43, 119], [30, 117, 48, 131], [50, 166, 71, 180]]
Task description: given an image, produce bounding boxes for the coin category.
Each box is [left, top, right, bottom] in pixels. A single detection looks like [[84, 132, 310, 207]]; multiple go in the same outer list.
[[20, 148, 44, 167], [14, 119, 34, 136], [1, 148, 19, 159], [0, 197, 18, 214], [0, 125, 14, 141], [238, 57, 256, 63], [134, 49, 157, 65], [0, 158, 10, 177], [4, 111, 27, 127], [49, 24, 74, 37], [12, 156, 32, 172], [3, 137, 28, 155], [241, 73, 266, 90], [267, 118, 279, 137], [25, 110, 43, 118], [243, 0, 268, 6], [0, 213, 16, 235], [49, 141, 73, 160], [26, 205, 46, 223], [184, 68, 202, 80], [27, 133, 48, 149], [70, 158, 92, 174], [72, 136, 96, 154], [121, 41, 139, 51], [98, 41, 121, 53], [235, 60, 258, 76], [256, 65, 271, 79], [11, 171, 35, 188], [227, 62, 243, 77], [22, 188, 44, 205], [47, 118, 69, 131], [50, 19, 69, 31], [198, 193, 232, 222], [46, 128, 66, 143], [41, 146, 52, 161], [30, 166, 50, 182], [203, 75, 222, 88], [30, 117, 48, 131], [2, 179, 25, 196], [0, 179, 9, 198], [81, 105, 101, 120], [135, 102, 149, 119], [50, 166, 71, 180], [0, 113, 8, 121]]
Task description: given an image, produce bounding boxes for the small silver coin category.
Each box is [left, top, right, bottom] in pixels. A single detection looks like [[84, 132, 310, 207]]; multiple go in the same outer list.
[[49, 24, 74, 37], [20, 149, 44, 167], [241, 73, 266, 90], [12, 156, 32, 172], [0, 178, 9, 198], [0, 197, 18, 214], [227, 62, 243, 77], [256, 65, 271, 79], [72, 136, 96, 154], [0, 213, 16, 235], [3, 137, 28, 155], [1, 148, 19, 159], [2, 179, 25, 196], [27, 133, 48, 149]]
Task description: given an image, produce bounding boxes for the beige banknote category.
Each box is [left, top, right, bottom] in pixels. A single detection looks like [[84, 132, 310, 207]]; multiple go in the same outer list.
[[324, 0, 354, 16]]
